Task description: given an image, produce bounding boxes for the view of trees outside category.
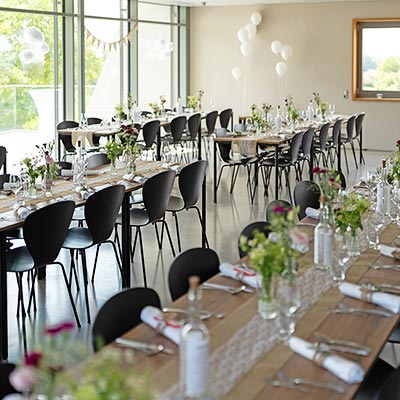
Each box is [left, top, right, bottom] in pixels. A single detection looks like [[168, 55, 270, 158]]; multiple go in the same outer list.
[[362, 27, 400, 91]]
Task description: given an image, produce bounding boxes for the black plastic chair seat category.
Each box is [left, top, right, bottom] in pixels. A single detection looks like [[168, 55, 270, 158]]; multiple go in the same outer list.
[[166, 196, 185, 212], [6, 246, 34, 273], [261, 157, 291, 167], [63, 227, 94, 250], [116, 208, 150, 226]]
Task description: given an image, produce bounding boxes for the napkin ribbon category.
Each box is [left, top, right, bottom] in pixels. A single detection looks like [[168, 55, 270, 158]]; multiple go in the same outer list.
[[312, 350, 329, 367], [360, 287, 374, 303]]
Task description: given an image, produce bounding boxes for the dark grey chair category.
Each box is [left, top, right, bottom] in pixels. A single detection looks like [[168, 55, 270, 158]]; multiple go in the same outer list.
[[238, 221, 270, 258], [294, 180, 321, 219]]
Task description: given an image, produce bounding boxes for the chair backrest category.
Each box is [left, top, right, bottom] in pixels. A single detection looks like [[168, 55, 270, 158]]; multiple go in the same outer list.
[[140, 110, 153, 118], [217, 142, 232, 162], [346, 115, 356, 140], [332, 169, 346, 189], [294, 180, 321, 219], [205, 110, 218, 134], [318, 123, 330, 151], [265, 199, 291, 223], [168, 248, 220, 301], [289, 132, 304, 162], [219, 108, 232, 129], [238, 221, 271, 258], [170, 116, 187, 142], [0, 146, 7, 172], [376, 364, 400, 400], [57, 120, 79, 130], [355, 112, 365, 138], [187, 113, 201, 139], [179, 160, 208, 208], [23, 201, 75, 268], [331, 119, 342, 145], [92, 288, 161, 351], [301, 128, 315, 158], [86, 153, 110, 169], [0, 173, 9, 189], [57, 121, 79, 153], [85, 185, 125, 245], [57, 161, 72, 171], [234, 123, 246, 133], [87, 117, 102, 125], [143, 170, 176, 222], [0, 362, 19, 398], [142, 120, 160, 148]]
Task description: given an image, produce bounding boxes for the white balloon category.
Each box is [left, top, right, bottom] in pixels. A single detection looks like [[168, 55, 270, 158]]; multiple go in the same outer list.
[[250, 12, 262, 26], [281, 45, 293, 61], [23, 27, 44, 44], [158, 49, 169, 60], [237, 28, 250, 43], [232, 66, 242, 80], [271, 40, 282, 54], [19, 50, 35, 65], [240, 42, 252, 57], [276, 61, 288, 77], [154, 38, 165, 51], [165, 41, 174, 52], [35, 42, 50, 55], [245, 23, 257, 39]]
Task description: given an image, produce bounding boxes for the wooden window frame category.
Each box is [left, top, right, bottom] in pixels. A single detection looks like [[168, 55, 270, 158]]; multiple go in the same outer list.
[[352, 18, 400, 102]]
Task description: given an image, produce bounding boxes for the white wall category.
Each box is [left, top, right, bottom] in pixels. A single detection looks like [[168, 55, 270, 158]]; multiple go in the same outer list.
[[190, 1, 400, 151]]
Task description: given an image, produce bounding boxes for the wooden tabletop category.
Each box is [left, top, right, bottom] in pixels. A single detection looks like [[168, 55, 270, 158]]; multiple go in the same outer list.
[[82, 220, 400, 399]]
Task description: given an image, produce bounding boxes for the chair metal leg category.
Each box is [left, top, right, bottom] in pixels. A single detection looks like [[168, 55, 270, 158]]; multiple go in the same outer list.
[[91, 244, 101, 283], [350, 141, 358, 169], [69, 249, 80, 292], [191, 206, 210, 249], [131, 227, 139, 262], [27, 270, 38, 314], [154, 223, 162, 249], [137, 228, 148, 287], [173, 212, 182, 253], [80, 250, 91, 323], [160, 219, 176, 257], [342, 143, 349, 174]]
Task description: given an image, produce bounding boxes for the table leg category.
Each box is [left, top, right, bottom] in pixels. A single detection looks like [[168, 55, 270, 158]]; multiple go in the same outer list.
[[156, 127, 161, 161], [198, 122, 207, 248], [121, 194, 131, 288], [0, 231, 8, 360], [213, 140, 217, 203], [274, 145, 279, 200]]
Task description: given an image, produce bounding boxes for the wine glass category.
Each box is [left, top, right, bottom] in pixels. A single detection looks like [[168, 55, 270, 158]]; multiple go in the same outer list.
[[366, 211, 384, 249], [9, 175, 23, 207], [328, 104, 336, 119], [163, 143, 172, 165], [209, 99, 216, 109], [79, 113, 88, 129]]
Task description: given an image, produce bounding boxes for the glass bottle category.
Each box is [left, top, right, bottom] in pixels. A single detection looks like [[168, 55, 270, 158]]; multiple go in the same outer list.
[[274, 105, 282, 132], [180, 276, 209, 399], [73, 140, 86, 187], [176, 97, 183, 115], [377, 158, 391, 217], [307, 100, 314, 122], [314, 195, 334, 270]]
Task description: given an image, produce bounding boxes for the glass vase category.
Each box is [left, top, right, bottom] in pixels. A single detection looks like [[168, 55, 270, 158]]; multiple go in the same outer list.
[[124, 152, 137, 175], [345, 226, 361, 257], [257, 274, 277, 320], [110, 159, 117, 176], [27, 180, 37, 198]]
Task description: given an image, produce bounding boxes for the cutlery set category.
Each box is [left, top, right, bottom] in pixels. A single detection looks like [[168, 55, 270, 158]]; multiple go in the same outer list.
[[330, 302, 393, 317], [201, 282, 253, 294], [115, 338, 175, 356], [312, 333, 371, 356]]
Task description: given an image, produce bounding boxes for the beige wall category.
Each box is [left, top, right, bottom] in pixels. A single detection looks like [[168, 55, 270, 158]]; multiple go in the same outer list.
[[190, 1, 400, 151]]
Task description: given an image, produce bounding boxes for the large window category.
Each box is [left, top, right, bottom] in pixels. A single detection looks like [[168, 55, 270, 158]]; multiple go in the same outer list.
[[353, 18, 400, 101]]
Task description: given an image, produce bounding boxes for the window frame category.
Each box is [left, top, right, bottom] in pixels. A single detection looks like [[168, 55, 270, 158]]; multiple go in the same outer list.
[[352, 18, 400, 102]]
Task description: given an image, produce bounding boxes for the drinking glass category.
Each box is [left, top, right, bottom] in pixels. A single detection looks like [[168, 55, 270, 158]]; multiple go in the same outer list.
[[209, 99, 216, 109], [9, 175, 23, 207], [328, 104, 335, 119], [366, 211, 384, 249], [79, 113, 88, 129]]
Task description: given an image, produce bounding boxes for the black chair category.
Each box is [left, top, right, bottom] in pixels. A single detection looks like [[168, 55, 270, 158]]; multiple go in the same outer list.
[[298, 127, 315, 178], [340, 115, 358, 173], [238, 221, 271, 258], [137, 120, 160, 159], [116, 170, 176, 288], [0, 362, 19, 398], [327, 119, 343, 170], [165, 160, 209, 252], [265, 199, 291, 223], [92, 287, 161, 352], [0, 146, 7, 173], [219, 108, 232, 129], [62, 185, 125, 323], [294, 180, 321, 219], [168, 248, 220, 301], [0, 173, 9, 189], [182, 113, 201, 159], [313, 122, 330, 168], [168, 116, 187, 162], [6, 201, 80, 329], [57, 120, 79, 160], [140, 110, 153, 118], [57, 161, 72, 174], [355, 112, 366, 164], [87, 117, 104, 147], [202, 110, 218, 155]]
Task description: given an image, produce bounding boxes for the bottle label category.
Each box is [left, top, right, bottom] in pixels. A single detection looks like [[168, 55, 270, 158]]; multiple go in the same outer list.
[[183, 332, 209, 396], [314, 231, 332, 266]]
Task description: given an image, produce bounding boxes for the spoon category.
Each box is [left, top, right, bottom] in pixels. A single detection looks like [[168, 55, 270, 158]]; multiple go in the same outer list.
[[162, 307, 225, 319]]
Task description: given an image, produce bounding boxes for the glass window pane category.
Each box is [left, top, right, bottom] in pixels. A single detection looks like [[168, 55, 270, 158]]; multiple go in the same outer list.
[[0, 0, 54, 12], [138, 2, 173, 23], [362, 27, 400, 92], [84, 0, 128, 19]]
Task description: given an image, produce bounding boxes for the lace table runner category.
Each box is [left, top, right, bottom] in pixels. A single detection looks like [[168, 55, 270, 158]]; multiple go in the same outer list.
[[159, 266, 336, 400]]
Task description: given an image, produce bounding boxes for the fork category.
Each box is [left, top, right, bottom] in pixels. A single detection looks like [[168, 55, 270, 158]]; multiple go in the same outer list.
[[202, 283, 251, 294], [277, 372, 345, 393]]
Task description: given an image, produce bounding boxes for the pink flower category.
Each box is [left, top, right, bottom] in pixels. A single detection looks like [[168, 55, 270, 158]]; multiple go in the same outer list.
[[396, 139, 400, 148], [289, 227, 309, 247], [45, 321, 75, 336], [312, 166, 321, 173], [9, 366, 38, 392], [24, 352, 42, 367], [273, 206, 285, 214]]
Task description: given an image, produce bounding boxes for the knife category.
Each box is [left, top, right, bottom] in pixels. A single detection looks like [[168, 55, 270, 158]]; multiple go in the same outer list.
[[315, 342, 370, 356], [202, 282, 254, 293], [162, 307, 213, 320], [115, 338, 175, 355], [330, 307, 393, 318], [314, 333, 371, 354]]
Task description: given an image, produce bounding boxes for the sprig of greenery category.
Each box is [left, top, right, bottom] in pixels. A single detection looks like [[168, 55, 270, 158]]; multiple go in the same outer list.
[[104, 138, 124, 163], [285, 95, 299, 124], [149, 101, 161, 116], [249, 102, 272, 130], [187, 95, 198, 109], [312, 167, 342, 207]]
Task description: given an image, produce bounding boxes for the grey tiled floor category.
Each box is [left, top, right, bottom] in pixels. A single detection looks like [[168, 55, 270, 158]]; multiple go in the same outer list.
[[6, 147, 397, 365]]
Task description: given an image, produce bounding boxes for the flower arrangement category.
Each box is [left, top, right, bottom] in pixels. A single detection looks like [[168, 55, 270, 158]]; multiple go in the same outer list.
[[114, 103, 126, 121], [249, 102, 272, 131], [149, 101, 161, 118], [197, 90, 204, 110], [285, 95, 299, 126], [187, 95, 198, 110], [387, 140, 400, 185], [104, 138, 124, 167], [127, 92, 134, 114], [312, 167, 342, 208], [334, 192, 371, 237], [160, 95, 166, 113], [313, 92, 328, 119], [36, 141, 59, 179], [119, 124, 139, 153], [20, 155, 42, 187]]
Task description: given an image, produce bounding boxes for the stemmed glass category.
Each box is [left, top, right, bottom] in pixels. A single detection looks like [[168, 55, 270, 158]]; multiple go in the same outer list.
[[9, 174, 23, 208], [79, 113, 88, 129], [328, 104, 336, 120], [366, 210, 385, 250], [331, 235, 349, 286]]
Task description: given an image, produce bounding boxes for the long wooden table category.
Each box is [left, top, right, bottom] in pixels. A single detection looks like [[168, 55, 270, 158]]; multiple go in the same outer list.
[[86, 221, 400, 399], [0, 161, 182, 360]]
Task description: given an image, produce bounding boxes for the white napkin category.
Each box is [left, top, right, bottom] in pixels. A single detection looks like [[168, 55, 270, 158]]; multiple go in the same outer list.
[[61, 169, 73, 177], [122, 174, 147, 183], [268, 232, 309, 254], [219, 262, 258, 288], [305, 207, 320, 220], [162, 163, 182, 172], [380, 244, 400, 259], [339, 282, 400, 313], [140, 306, 182, 345], [3, 182, 10, 190], [16, 207, 32, 220], [288, 336, 364, 384]]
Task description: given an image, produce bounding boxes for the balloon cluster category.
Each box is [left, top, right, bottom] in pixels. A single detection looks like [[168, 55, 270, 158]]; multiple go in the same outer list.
[[270, 40, 293, 77], [154, 38, 174, 61], [232, 12, 262, 80], [19, 26, 50, 65]]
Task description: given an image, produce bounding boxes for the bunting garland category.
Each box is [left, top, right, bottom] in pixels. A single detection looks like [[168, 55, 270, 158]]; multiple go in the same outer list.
[[84, 23, 138, 51]]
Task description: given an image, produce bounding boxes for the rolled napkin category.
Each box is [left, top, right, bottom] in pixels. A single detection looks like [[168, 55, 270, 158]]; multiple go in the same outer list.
[[16, 207, 33, 220], [219, 262, 258, 288], [288, 336, 364, 384], [305, 207, 320, 220], [122, 174, 147, 184], [3, 182, 10, 190], [339, 282, 400, 313], [61, 169, 73, 177], [140, 306, 182, 345], [380, 244, 400, 260], [268, 232, 309, 254], [162, 163, 182, 172]]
